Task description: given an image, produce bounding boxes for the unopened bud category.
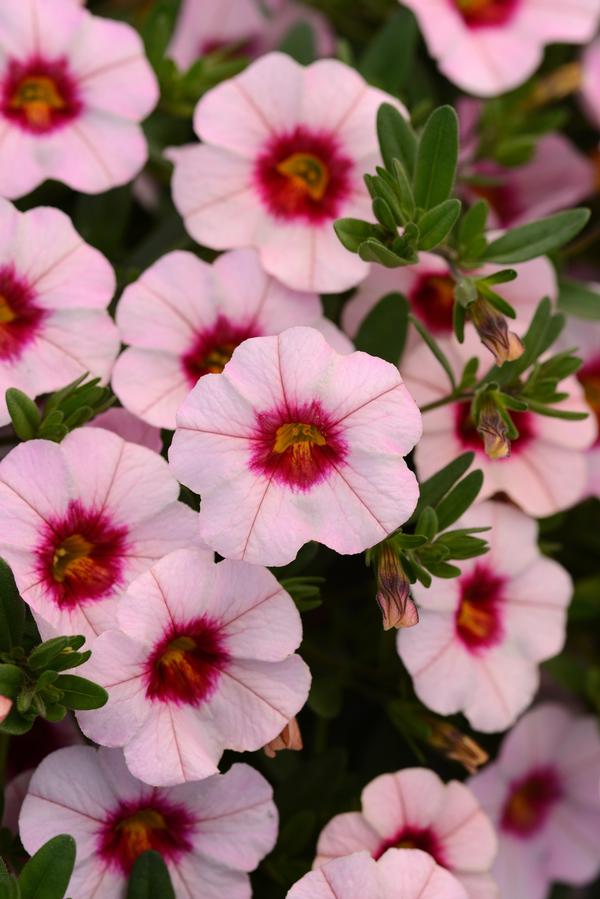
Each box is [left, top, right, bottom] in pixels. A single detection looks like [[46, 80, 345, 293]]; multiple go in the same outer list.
[[427, 719, 489, 775], [264, 717, 303, 759], [477, 402, 511, 459], [470, 298, 524, 366], [0, 695, 13, 723], [376, 544, 419, 631]]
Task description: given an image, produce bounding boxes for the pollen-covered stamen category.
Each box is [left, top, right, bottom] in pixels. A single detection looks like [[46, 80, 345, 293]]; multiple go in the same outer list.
[[453, 0, 520, 27], [276, 153, 330, 201], [1, 57, 82, 135], [0, 295, 16, 324], [375, 826, 446, 866], [410, 273, 456, 334], [501, 768, 563, 836], [52, 534, 95, 583], [10, 75, 67, 130], [100, 798, 196, 874], [273, 422, 327, 454], [455, 564, 505, 651], [145, 619, 230, 706]]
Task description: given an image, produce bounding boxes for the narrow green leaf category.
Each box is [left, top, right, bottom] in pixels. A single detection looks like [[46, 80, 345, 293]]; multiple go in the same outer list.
[[423, 561, 462, 578], [126, 851, 175, 899], [0, 664, 24, 699], [18, 835, 75, 899], [391, 534, 429, 549], [54, 675, 108, 711], [482, 209, 590, 264], [5, 389, 40, 441], [458, 199, 489, 256], [0, 869, 20, 899], [413, 106, 459, 210], [415, 506, 438, 542], [372, 197, 398, 231], [524, 401, 588, 421], [558, 278, 600, 320], [278, 21, 316, 64], [410, 452, 475, 521], [418, 198, 461, 250], [436, 470, 484, 531], [377, 103, 417, 177], [354, 293, 409, 364], [360, 9, 418, 93], [0, 559, 25, 653], [334, 218, 381, 253], [358, 240, 411, 267]]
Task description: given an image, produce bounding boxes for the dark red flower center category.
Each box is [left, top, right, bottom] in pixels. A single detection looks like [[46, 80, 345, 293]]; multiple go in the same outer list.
[[455, 563, 505, 651], [451, 0, 520, 27], [468, 165, 520, 227], [254, 126, 353, 224], [410, 272, 456, 335], [37, 501, 128, 609], [0, 266, 46, 362], [501, 767, 563, 837], [181, 315, 259, 385], [375, 826, 446, 866], [99, 797, 195, 874], [1, 56, 82, 134], [578, 356, 600, 447], [250, 400, 348, 491], [455, 402, 535, 456], [145, 618, 230, 706]]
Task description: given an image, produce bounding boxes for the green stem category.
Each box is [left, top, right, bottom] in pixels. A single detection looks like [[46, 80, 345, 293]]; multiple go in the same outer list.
[[420, 391, 473, 414]]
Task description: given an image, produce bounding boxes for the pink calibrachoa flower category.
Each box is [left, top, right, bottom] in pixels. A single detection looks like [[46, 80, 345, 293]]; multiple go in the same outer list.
[[401, 338, 597, 517], [77, 548, 311, 786], [0, 428, 197, 641], [112, 248, 351, 431], [401, 0, 600, 97], [560, 312, 600, 497], [0, 199, 119, 425], [288, 849, 468, 899], [20, 745, 278, 899], [168, 52, 402, 293], [315, 767, 498, 899], [397, 501, 572, 732], [169, 326, 422, 566], [2, 769, 33, 833], [0, 0, 158, 198], [581, 38, 600, 128], [90, 408, 163, 453], [470, 703, 600, 899]]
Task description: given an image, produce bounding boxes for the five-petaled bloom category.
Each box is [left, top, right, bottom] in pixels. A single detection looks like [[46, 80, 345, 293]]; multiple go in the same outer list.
[[77, 548, 311, 786], [397, 500, 572, 732], [170, 326, 422, 567], [470, 703, 600, 899], [0, 0, 158, 198], [19, 745, 278, 899], [0, 428, 197, 641], [287, 849, 469, 899], [169, 52, 403, 293], [401, 0, 600, 97], [0, 198, 119, 425], [112, 248, 350, 430], [315, 767, 498, 899]]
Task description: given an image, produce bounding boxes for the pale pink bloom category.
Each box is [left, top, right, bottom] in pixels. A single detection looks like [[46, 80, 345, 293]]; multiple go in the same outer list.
[[315, 767, 498, 899], [398, 501, 571, 732], [0, 0, 158, 198], [402, 0, 600, 97], [470, 703, 600, 899], [170, 326, 422, 566], [89, 408, 163, 453], [0, 694, 12, 721], [169, 0, 334, 71], [169, 52, 402, 293], [2, 769, 33, 833], [112, 248, 351, 430], [77, 548, 311, 786], [581, 38, 600, 128], [0, 428, 197, 641], [342, 251, 555, 352], [288, 849, 468, 899], [401, 338, 597, 517], [20, 745, 278, 899], [0, 199, 119, 426]]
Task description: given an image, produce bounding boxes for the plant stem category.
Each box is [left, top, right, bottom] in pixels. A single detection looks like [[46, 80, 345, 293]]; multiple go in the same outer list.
[[420, 391, 473, 414]]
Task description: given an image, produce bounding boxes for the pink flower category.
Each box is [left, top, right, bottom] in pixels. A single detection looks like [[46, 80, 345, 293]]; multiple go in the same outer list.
[[169, 326, 422, 566], [168, 52, 402, 293], [0, 0, 158, 198], [315, 767, 498, 899], [401, 0, 600, 97], [581, 38, 600, 127], [401, 339, 597, 517], [398, 501, 571, 732], [0, 199, 118, 425], [112, 248, 351, 430], [2, 769, 33, 833], [0, 428, 197, 641], [470, 703, 600, 899], [20, 745, 278, 899], [77, 548, 311, 785], [288, 849, 468, 899], [0, 694, 12, 722], [89, 408, 163, 453]]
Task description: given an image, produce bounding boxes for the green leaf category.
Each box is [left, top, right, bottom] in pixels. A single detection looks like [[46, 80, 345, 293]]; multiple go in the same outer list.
[[360, 9, 418, 93], [140, 0, 179, 72], [481, 209, 590, 264], [5, 389, 40, 441], [413, 106, 459, 210], [278, 21, 316, 64], [524, 401, 588, 421], [0, 664, 24, 699], [458, 199, 489, 260], [415, 506, 438, 542], [358, 240, 411, 267], [308, 677, 342, 720], [18, 834, 75, 899], [334, 218, 381, 253], [435, 470, 484, 531], [418, 198, 461, 250], [391, 533, 428, 549], [0, 559, 25, 653], [126, 851, 175, 899], [558, 278, 600, 320], [411, 452, 475, 522], [409, 315, 456, 388], [372, 197, 399, 231], [423, 561, 462, 579], [354, 293, 409, 364], [435, 533, 489, 560], [377, 103, 417, 178], [0, 867, 20, 899], [54, 675, 108, 711], [28, 638, 71, 671]]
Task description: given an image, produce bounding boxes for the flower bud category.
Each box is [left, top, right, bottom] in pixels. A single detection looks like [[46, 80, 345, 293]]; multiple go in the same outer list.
[[427, 719, 489, 775], [264, 717, 303, 758], [376, 544, 419, 631], [477, 402, 511, 459], [0, 695, 13, 723], [469, 298, 524, 366]]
